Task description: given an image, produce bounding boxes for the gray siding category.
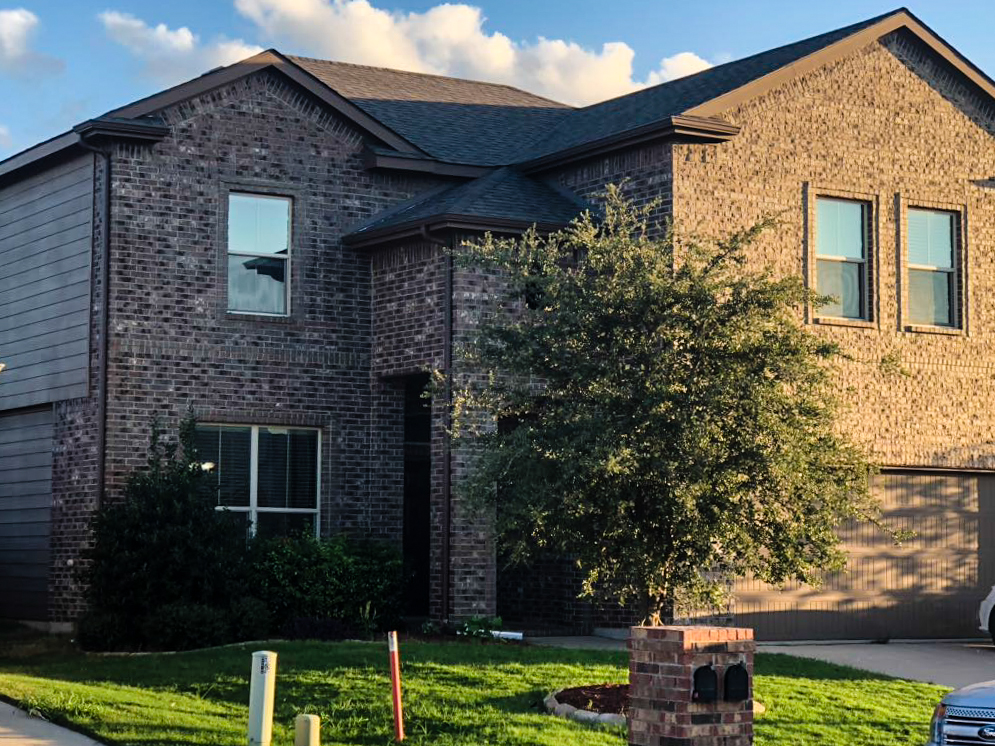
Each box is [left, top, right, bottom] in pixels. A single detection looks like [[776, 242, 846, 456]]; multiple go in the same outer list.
[[0, 406, 53, 621], [0, 155, 93, 411]]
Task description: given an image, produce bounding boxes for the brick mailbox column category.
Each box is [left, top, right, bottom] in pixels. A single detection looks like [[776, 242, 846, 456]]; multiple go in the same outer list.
[[628, 625, 755, 746]]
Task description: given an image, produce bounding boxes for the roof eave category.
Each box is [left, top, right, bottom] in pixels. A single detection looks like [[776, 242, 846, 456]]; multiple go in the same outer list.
[[0, 131, 81, 181], [519, 115, 741, 173], [344, 213, 572, 248], [73, 117, 170, 142], [362, 149, 493, 178], [685, 9, 995, 118], [0, 117, 170, 183]]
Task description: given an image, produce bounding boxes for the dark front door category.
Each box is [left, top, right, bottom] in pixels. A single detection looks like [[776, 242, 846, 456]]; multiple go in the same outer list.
[[402, 375, 432, 617]]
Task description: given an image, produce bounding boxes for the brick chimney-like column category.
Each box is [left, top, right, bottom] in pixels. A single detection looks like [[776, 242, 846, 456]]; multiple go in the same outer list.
[[628, 625, 755, 746]]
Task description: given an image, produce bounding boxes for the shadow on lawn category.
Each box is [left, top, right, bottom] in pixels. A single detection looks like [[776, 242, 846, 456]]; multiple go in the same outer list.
[[755, 652, 899, 681]]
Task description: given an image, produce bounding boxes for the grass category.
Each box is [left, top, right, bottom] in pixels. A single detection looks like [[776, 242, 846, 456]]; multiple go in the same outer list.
[[0, 623, 948, 746]]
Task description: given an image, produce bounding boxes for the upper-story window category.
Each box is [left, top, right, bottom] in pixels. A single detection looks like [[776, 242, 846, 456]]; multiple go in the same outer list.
[[907, 207, 958, 327], [815, 197, 870, 320], [227, 193, 292, 315]]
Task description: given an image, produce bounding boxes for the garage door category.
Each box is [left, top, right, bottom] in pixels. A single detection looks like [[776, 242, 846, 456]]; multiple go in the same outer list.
[[734, 470, 995, 641], [0, 406, 54, 621]]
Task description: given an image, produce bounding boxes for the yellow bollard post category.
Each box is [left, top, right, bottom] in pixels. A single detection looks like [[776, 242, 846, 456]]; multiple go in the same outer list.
[[294, 714, 320, 746]]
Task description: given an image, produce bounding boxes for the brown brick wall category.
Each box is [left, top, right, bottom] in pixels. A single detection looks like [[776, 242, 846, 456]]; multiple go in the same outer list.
[[49, 70, 445, 622], [370, 239, 450, 617], [549, 142, 674, 232], [49, 154, 105, 625], [449, 242, 504, 618]]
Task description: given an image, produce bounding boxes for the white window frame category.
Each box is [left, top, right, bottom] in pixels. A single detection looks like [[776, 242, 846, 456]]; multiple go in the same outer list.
[[200, 423, 320, 537], [226, 192, 293, 317], [906, 207, 957, 328], [814, 196, 870, 321]]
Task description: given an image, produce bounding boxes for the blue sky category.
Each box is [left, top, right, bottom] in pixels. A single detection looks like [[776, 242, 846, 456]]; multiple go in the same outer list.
[[2, 1, 994, 158]]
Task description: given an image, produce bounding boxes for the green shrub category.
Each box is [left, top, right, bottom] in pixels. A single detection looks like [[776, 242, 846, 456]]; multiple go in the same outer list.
[[81, 415, 249, 651], [76, 611, 132, 651], [458, 615, 503, 639], [81, 416, 404, 651], [147, 604, 231, 651], [228, 597, 273, 642], [280, 616, 358, 641], [249, 534, 403, 633]]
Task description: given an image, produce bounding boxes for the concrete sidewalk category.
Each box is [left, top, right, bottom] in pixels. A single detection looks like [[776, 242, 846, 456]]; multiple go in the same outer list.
[[0, 702, 103, 746]]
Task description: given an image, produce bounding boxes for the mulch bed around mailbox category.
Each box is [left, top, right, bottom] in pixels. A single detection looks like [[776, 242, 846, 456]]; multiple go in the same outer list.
[[555, 683, 629, 715]]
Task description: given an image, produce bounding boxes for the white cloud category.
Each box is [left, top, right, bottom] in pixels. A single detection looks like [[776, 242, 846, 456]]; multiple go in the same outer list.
[[97, 2, 714, 105], [98, 10, 263, 84], [233, 0, 713, 105], [0, 124, 11, 149], [0, 8, 63, 77], [646, 52, 714, 87]]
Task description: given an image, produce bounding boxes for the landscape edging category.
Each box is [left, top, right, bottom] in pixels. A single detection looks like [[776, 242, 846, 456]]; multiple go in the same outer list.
[[543, 689, 626, 728]]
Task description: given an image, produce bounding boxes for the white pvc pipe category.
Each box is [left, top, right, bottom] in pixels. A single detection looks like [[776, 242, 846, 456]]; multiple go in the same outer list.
[[295, 714, 320, 746], [248, 651, 277, 746], [491, 630, 524, 641]]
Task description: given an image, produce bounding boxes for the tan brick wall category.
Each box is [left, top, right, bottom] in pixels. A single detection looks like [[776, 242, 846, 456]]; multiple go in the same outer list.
[[673, 30, 995, 470]]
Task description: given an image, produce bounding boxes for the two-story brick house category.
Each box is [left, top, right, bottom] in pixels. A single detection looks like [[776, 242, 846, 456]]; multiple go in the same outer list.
[[3, 8, 994, 640]]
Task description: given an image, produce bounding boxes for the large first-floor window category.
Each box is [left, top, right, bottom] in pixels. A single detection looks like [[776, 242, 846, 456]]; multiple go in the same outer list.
[[195, 424, 320, 538]]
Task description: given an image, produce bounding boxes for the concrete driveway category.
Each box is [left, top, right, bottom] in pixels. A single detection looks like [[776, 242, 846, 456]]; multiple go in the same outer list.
[[762, 641, 995, 689]]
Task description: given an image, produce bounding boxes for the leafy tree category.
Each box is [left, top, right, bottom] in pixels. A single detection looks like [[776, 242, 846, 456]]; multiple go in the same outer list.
[[453, 186, 880, 624]]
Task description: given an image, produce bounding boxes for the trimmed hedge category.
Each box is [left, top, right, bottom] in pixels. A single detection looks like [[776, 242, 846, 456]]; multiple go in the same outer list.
[[250, 534, 403, 637]]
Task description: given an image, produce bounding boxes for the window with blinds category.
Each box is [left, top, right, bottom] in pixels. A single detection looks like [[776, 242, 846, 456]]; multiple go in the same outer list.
[[815, 197, 871, 320], [907, 208, 958, 328], [195, 425, 320, 538]]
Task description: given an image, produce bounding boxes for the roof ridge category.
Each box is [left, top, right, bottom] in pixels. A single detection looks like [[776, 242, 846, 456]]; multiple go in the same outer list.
[[571, 7, 908, 113], [285, 55, 572, 108]]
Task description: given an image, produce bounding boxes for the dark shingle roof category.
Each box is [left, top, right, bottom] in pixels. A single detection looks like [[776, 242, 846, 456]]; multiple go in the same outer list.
[[290, 11, 902, 166], [347, 168, 588, 240], [519, 10, 898, 161], [289, 56, 572, 166]]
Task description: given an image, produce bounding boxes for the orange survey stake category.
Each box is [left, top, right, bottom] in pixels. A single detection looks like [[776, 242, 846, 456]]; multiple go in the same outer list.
[[388, 630, 405, 741]]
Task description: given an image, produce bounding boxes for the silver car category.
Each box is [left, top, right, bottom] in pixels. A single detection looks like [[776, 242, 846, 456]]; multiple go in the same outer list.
[[928, 684, 995, 745], [979, 585, 995, 644]]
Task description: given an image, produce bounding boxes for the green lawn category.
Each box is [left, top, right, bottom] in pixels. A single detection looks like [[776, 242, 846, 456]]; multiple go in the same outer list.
[[0, 627, 947, 746]]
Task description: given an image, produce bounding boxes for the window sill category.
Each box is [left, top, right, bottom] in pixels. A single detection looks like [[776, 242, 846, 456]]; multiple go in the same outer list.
[[226, 311, 295, 324], [903, 324, 964, 337], [812, 316, 876, 330]]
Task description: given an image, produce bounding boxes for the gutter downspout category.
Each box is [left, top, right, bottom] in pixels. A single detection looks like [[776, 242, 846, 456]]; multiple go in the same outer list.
[[443, 238, 454, 624], [420, 225, 453, 623], [77, 142, 111, 509]]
